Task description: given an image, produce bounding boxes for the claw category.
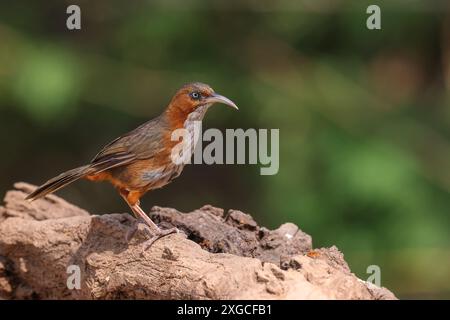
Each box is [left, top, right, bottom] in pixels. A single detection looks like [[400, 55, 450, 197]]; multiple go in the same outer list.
[[141, 227, 180, 253]]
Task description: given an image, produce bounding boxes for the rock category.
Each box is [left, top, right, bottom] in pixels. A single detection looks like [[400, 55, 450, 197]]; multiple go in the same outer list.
[[0, 183, 396, 300]]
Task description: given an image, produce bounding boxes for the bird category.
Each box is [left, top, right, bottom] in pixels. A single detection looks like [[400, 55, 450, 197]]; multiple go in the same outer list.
[[26, 82, 238, 250]]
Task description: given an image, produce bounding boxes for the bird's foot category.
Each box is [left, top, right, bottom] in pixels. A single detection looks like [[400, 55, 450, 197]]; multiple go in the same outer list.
[[141, 227, 181, 252], [124, 217, 158, 243], [124, 217, 182, 252]]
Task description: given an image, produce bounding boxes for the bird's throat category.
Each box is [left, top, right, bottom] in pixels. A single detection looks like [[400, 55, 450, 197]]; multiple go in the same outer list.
[[183, 104, 209, 145]]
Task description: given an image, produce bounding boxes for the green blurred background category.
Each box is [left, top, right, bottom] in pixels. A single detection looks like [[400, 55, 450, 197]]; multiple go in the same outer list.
[[1, 0, 449, 298]]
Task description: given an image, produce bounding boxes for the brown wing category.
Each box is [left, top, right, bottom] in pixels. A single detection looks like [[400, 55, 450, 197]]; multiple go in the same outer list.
[[90, 116, 168, 171]]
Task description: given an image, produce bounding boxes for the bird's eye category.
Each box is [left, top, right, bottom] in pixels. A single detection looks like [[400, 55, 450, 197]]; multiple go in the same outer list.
[[190, 91, 201, 100]]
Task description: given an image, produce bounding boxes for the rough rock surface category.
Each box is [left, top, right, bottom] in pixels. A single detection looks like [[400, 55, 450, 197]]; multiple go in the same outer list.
[[0, 182, 396, 300]]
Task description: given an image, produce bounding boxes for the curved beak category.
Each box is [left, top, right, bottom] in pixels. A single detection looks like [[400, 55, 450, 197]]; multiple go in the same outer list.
[[205, 93, 238, 110]]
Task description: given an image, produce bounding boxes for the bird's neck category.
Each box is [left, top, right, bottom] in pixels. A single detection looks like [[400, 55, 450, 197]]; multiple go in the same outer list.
[[163, 104, 210, 129], [161, 104, 210, 160]]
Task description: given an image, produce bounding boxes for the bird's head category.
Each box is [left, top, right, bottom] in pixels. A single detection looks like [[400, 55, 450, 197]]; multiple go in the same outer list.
[[166, 82, 238, 122]]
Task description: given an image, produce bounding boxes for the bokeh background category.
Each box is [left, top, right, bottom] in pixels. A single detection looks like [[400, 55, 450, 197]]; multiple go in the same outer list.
[[1, 0, 449, 298]]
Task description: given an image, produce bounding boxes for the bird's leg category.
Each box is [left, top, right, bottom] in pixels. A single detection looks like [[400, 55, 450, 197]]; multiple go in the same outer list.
[[131, 201, 181, 252], [118, 188, 180, 250], [129, 202, 161, 233], [118, 188, 156, 241], [122, 202, 157, 242]]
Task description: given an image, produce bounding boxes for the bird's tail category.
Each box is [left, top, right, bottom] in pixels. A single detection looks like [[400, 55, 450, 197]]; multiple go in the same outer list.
[[25, 165, 95, 201]]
